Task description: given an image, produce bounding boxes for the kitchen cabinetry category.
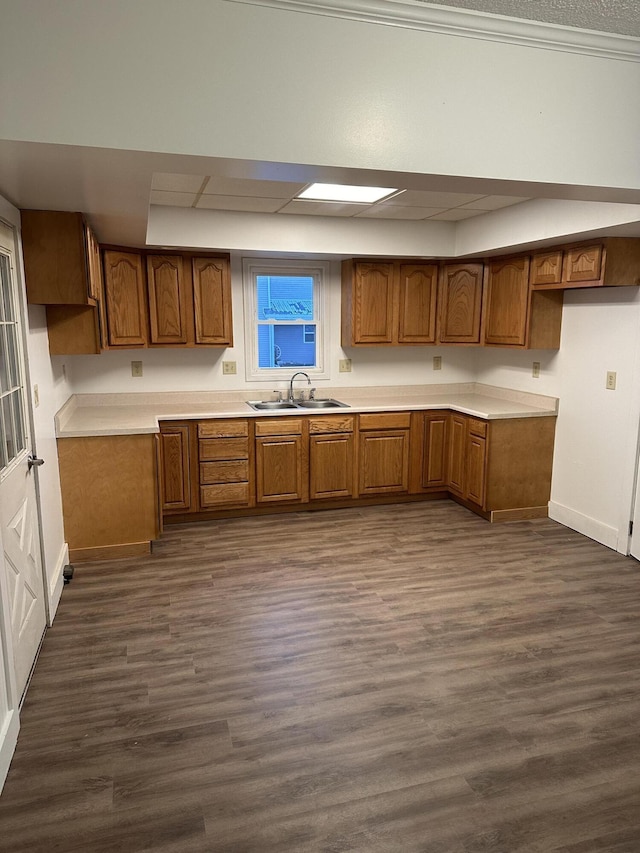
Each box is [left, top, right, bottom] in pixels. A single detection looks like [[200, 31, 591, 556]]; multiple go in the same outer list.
[[159, 422, 193, 513], [22, 210, 102, 305], [438, 262, 484, 344], [530, 239, 640, 290], [255, 418, 309, 504], [484, 255, 563, 349], [57, 434, 160, 561], [103, 249, 149, 347], [410, 411, 450, 492], [147, 255, 189, 345], [192, 257, 234, 345], [341, 260, 438, 346], [309, 414, 356, 500], [358, 412, 411, 496], [198, 419, 254, 509]]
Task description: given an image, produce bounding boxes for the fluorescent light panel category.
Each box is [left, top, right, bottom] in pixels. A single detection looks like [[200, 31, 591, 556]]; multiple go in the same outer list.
[[298, 183, 399, 204]]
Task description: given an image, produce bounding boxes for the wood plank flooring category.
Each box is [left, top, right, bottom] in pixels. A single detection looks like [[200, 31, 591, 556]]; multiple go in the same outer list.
[[2, 501, 640, 852]]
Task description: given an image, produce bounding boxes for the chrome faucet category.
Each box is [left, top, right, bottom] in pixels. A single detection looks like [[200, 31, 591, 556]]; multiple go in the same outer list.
[[288, 371, 311, 403]]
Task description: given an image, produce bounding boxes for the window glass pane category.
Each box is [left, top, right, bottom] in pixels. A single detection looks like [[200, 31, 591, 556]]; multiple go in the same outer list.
[[258, 323, 316, 368], [256, 275, 314, 321], [0, 401, 7, 468], [5, 323, 18, 387], [0, 255, 13, 322], [12, 390, 25, 455], [0, 325, 9, 393], [2, 395, 16, 463]]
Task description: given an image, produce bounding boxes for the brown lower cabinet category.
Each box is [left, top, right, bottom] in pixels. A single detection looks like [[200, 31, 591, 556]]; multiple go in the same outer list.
[[155, 411, 556, 523]]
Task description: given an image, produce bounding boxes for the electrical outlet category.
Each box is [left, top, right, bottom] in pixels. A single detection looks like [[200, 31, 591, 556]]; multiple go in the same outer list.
[[606, 370, 617, 390], [131, 361, 143, 378], [222, 361, 237, 375], [339, 359, 352, 373], [33, 384, 39, 407], [532, 361, 540, 378], [433, 356, 442, 371]]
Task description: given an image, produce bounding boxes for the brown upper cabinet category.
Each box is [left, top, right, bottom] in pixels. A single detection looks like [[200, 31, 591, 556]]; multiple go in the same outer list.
[[342, 260, 438, 346], [102, 249, 233, 350], [484, 255, 562, 349], [22, 210, 102, 305], [438, 262, 484, 344], [530, 239, 640, 290]]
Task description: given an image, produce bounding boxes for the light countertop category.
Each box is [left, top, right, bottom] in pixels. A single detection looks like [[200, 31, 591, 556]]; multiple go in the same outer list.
[[55, 383, 558, 438]]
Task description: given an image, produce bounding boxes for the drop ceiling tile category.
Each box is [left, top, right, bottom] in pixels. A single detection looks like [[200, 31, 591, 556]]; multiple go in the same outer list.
[[356, 205, 449, 220], [150, 190, 196, 207], [390, 190, 486, 207], [204, 176, 306, 198], [151, 173, 206, 193], [196, 195, 286, 213], [458, 195, 530, 210], [278, 200, 369, 217], [428, 208, 485, 221]]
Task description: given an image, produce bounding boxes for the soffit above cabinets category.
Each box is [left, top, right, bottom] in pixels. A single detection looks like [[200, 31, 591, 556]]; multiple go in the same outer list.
[[150, 173, 530, 223]]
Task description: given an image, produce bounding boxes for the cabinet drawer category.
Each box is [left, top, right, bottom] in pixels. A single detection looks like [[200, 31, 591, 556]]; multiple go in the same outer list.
[[199, 437, 249, 461], [308, 415, 354, 434], [200, 460, 249, 485], [198, 420, 249, 438], [255, 418, 303, 437], [467, 418, 488, 438], [200, 483, 250, 507], [359, 412, 411, 430]]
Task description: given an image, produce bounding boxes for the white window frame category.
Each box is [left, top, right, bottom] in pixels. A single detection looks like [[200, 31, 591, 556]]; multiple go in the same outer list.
[[242, 258, 330, 382]]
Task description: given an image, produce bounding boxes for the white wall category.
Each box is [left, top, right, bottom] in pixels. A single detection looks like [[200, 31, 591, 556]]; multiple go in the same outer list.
[[1, 0, 639, 196]]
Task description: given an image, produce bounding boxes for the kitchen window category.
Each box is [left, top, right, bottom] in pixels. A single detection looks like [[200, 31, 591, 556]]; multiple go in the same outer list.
[[243, 259, 329, 381]]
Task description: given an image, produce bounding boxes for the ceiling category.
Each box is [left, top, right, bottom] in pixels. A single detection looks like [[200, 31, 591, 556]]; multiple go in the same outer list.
[[151, 173, 530, 222], [422, 0, 640, 38]]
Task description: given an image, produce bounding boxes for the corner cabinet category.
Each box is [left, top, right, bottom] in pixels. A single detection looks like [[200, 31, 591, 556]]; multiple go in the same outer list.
[[342, 260, 438, 346]]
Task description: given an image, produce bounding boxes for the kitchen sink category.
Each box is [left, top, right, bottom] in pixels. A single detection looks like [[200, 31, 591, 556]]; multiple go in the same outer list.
[[247, 401, 299, 410], [247, 399, 348, 411], [295, 399, 349, 409]]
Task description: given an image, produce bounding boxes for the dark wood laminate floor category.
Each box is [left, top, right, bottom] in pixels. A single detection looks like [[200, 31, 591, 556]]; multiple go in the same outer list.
[[2, 501, 640, 852]]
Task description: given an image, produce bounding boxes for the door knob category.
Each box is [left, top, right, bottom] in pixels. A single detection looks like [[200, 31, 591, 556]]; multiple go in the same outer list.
[[28, 455, 45, 470]]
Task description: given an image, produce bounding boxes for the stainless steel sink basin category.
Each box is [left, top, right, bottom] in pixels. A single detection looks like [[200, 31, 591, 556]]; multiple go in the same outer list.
[[247, 401, 299, 411], [247, 398, 349, 411], [295, 399, 349, 409]]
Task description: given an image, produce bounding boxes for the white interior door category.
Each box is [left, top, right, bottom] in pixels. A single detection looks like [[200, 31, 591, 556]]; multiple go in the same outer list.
[[0, 225, 46, 700]]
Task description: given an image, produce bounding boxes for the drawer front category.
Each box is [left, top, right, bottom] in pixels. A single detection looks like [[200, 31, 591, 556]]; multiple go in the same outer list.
[[198, 420, 249, 438], [199, 437, 249, 461], [200, 460, 249, 485], [359, 412, 411, 431], [254, 418, 303, 437], [200, 483, 250, 507], [467, 418, 488, 438], [308, 415, 355, 434]]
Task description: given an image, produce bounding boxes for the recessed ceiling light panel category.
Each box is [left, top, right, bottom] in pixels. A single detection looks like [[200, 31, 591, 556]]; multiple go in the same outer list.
[[297, 183, 400, 204]]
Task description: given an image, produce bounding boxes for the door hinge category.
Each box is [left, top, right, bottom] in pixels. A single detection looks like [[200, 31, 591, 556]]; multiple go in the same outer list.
[[629, 520, 634, 536]]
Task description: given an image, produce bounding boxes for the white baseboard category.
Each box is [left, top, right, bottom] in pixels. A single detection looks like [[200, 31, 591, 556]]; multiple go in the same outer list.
[[47, 542, 68, 625], [548, 501, 619, 551], [0, 708, 19, 793]]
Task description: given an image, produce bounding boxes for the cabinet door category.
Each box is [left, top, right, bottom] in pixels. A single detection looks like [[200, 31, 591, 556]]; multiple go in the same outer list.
[[84, 223, 103, 303], [256, 435, 308, 503], [147, 255, 189, 345], [465, 434, 487, 506], [159, 424, 192, 512], [397, 263, 438, 343], [421, 414, 449, 488], [562, 245, 602, 283], [103, 250, 148, 347], [358, 430, 409, 495], [448, 415, 466, 496], [439, 263, 483, 343], [352, 262, 396, 344], [483, 257, 530, 347], [192, 257, 233, 346], [310, 433, 355, 499], [529, 251, 563, 287]]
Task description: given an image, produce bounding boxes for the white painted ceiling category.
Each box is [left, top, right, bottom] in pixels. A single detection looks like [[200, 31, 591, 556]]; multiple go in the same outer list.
[[425, 0, 640, 37], [151, 173, 530, 222]]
